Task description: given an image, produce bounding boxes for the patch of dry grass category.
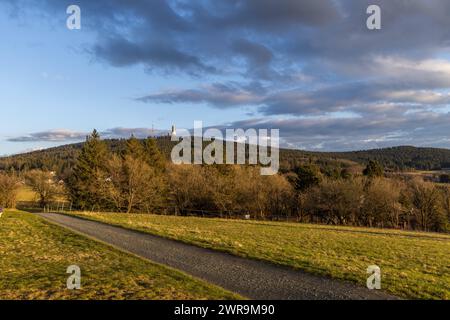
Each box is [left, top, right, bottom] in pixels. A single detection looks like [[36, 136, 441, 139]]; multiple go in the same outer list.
[[16, 186, 37, 202]]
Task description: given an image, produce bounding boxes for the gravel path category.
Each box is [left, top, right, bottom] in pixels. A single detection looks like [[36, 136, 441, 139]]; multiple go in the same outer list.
[[36, 212, 398, 300]]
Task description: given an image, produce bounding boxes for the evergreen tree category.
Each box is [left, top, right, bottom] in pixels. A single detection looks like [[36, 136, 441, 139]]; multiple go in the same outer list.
[[123, 136, 165, 170], [67, 129, 109, 210], [143, 137, 166, 171], [124, 135, 146, 160], [363, 160, 384, 178], [292, 164, 322, 192]]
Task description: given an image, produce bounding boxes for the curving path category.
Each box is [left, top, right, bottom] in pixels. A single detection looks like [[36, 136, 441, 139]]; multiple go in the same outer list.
[[35, 212, 398, 300]]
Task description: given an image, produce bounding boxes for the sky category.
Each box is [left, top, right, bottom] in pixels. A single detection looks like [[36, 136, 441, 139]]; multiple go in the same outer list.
[[2, 0, 450, 154]]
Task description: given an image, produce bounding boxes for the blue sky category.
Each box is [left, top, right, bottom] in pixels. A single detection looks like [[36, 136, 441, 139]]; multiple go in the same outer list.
[[2, 0, 450, 154], [0, 1, 252, 155]]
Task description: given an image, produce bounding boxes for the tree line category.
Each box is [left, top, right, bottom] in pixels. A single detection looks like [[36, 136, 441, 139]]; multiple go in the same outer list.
[[3, 138, 450, 177], [0, 131, 449, 232]]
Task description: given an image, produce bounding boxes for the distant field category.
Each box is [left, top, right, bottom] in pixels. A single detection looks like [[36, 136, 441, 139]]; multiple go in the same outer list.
[[0, 211, 240, 300], [16, 186, 67, 204], [16, 186, 36, 202], [66, 212, 450, 299]]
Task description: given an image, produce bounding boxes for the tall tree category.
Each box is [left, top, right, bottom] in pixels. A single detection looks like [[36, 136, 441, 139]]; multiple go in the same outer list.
[[291, 164, 322, 192], [67, 129, 109, 210], [123, 136, 165, 171], [143, 137, 166, 171], [104, 155, 166, 213], [124, 135, 146, 160], [25, 170, 61, 208], [408, 180, 447, 232]]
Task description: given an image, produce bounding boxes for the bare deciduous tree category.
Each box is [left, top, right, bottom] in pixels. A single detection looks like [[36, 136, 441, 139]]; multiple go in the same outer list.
[[25, 170, 61, 208], [104, 155, 166, 213], [0, 172, 21, 208]]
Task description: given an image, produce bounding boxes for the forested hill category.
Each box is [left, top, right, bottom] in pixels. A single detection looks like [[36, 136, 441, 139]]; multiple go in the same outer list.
[[1, 136, 450, 177], [265, 146, 450, 172], [0, 137, 177, 178], [324, 146, 450, 171]]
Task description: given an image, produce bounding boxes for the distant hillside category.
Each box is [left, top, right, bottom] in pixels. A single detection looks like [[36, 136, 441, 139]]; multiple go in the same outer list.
[[326, 146, 450, 171], [273, 146, 450, 172], [1, 137, 449, 177], [0, 137, 182, 178]]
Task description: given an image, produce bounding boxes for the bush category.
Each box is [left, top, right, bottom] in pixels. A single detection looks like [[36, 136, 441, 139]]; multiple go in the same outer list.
[[403, 179, 447, 232], [166, 165, 294, 218], [0, 172, 21, 208], [303, 178, 364, 225]]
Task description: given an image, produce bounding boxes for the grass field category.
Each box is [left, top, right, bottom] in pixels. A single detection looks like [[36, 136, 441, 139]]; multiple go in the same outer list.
[[0, 210, 240, 300], [65, 212, 450, 300], [16, 186, 37, 202], [16, 186, 67, 204]]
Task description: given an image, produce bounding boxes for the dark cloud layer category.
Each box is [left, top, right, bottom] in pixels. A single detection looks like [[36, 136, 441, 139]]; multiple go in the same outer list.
[[6, 0, 450, 150]]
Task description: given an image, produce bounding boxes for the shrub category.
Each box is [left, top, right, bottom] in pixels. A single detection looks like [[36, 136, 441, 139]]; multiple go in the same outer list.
[[404, 179, 447, 232], [304, 178, 364, 225]]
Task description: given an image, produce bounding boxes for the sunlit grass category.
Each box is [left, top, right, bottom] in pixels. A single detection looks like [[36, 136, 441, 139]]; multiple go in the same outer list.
[[0, 210, 240, 300], [16, 186, 37, 202]]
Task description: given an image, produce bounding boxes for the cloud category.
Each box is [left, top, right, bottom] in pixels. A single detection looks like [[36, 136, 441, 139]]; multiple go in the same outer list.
[[219, 111, 450, 151], [8, 0, 450, 78], [10, 0, 450, 84], [7, 129, 88, 142], [0, 0, 342, 77], [6, 0, 450, 150], [138, 82, 264, 108], [139, 63, 450, 117], [92, 37, 218, 75]]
